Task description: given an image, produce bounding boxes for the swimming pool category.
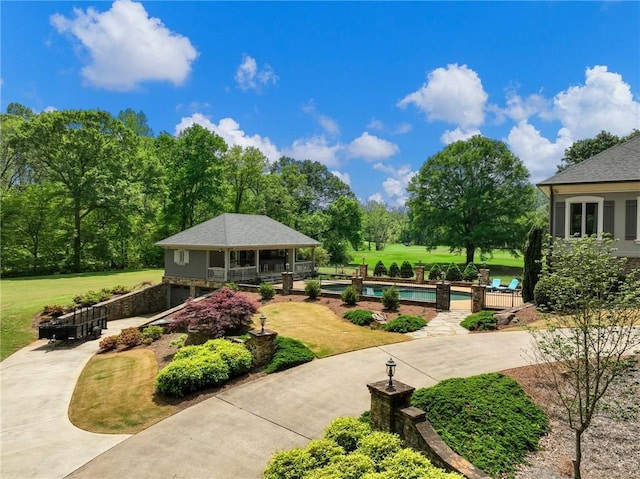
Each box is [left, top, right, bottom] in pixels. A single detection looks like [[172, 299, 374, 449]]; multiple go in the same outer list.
[[319, 282, 471, 302]]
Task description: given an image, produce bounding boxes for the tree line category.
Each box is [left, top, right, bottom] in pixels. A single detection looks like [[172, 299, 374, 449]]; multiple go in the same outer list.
[[2, 102, 632, 277]]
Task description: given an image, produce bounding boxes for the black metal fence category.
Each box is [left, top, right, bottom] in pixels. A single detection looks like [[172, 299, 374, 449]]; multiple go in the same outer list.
[[38, 305, 107, 340], [484, 289, 523, 309]]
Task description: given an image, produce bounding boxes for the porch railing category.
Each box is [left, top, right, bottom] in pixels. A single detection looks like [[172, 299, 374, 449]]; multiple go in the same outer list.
[[207, 267, 225, 281], [294, 261, 314, 273], [227, 266, 259, 282]]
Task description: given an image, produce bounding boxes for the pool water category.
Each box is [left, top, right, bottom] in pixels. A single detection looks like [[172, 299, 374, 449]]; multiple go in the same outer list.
[[320, 283, 471, 302]]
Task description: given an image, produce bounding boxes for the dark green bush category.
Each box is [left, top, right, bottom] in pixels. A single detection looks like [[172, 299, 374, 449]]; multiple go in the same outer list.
[[462, 263, 479, 282], [305, 280, 322, 299], [381, 286, 400, 310], [141, 325, 164, 341], [388, 262, 400, 278], [343, 309, 374, 326], [460, 311, 497, 331], [373, 260, 387, 277], [342, 285, 359, 306], [264, 337, 314, 374], [445, 263, 463, 281], [259, 282, 276, 300], [410, 373, 548, 477], [383, 315, 426, 333], [428, 264, 442, 280], [400, 261, 413, 278], [323, 416, 371, 452], [155, 353, 230, 397]]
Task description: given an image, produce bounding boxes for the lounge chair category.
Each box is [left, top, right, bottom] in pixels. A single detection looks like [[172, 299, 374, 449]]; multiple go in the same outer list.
[[497, 278, 519, 292], [486, 278, 502, 291]]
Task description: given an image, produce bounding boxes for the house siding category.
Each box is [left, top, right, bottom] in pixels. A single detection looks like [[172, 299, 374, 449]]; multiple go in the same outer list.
[[554, 192, 640, 258], [163, 249, 207, 279]]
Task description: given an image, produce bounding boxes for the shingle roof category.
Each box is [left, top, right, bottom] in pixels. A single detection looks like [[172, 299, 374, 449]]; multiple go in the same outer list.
[[537, 134, 640, 186], [155, 214, 320, 249]]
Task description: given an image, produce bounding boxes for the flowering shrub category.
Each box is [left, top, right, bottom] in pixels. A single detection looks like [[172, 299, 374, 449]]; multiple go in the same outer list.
[[98, 335, 118, 352], [169, 288, 259, 337], [117, 327, 143, 348]]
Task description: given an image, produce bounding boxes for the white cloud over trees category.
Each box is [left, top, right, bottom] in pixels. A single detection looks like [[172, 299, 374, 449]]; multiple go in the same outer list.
[[51, 0, 197, 91], [235, 54, 278, 92]]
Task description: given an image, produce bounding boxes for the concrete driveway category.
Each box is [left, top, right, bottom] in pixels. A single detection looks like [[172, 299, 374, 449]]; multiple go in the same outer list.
[[65, 330, 535, 479], [0, 317, 151, 479]]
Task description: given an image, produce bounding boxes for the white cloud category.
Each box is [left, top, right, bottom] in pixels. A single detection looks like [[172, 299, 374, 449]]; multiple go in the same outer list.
[[331, 170, 351, 185], [374, 163, 416, 206], [303, 100, 340, 136], [367, 118, 385, 131], [43, 106, 57, 113], [502, 91, 550, 122], [440, 127, 481, 145], [346, 132, 399, 160], [368, 192, 384, 203], [553, 65, 640, 139], [235, 54, 278, 92], [175, 113, 280, 162], [282, 136, 343, 168], [397, 63, 488, 128], [506, 121, 573, 183], [394, 123, 412, 134], [51, 0, 197, 91]]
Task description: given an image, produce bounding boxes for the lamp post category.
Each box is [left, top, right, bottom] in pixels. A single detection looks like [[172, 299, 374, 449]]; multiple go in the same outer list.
[[441, 271, 446, 284], [260, 313, 266, 334], [386, 357, 396, 391]]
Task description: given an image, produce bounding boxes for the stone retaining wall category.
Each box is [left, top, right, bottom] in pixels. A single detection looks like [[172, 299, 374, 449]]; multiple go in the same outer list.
[[98, 283, 169, 321]]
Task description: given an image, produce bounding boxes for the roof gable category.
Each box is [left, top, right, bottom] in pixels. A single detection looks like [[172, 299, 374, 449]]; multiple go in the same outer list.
[[537, 134, 640, 186], [155, 214, 320, 249]]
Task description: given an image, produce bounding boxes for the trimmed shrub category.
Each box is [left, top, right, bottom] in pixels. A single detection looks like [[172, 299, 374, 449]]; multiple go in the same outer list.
[[169, 288, 259, 337], [383, 315, 426, 333], [259, 282, 276, 300], [381, 286, 400, 310], [264, 447, 316, 479], [305, 439, 345, 468], [265, 337, 314, 374], [203, 339, 252, 377], [379, 448, 432, 476], [461, 263, 479, 282], [400, 261, 413, 279], [373, 261, 387, 277], [73, 289, 112, 307], [305, 453, 375, 479], [355, 431, 402, 464], [388, 262, 400, 278], [460, 311, 497, 331], [225, 282, 239, 291], [141, 325, 164, 341], [42, 304, 70, 318], [341, 285, 359, 306], [305, 280, 322, 299], [411, 373, 548, 477], [110, 284, 132, 295], [172, 344, 203, 361], [343, 309, 374, 326], [98, 335, 118, 352], [155, 353, 230, 397], [323, 416, 371, 452], [533, 275, 554, 309], [428, 264, 441, 280], [445, 263, 463, 281], [117, 327, 143, 348]]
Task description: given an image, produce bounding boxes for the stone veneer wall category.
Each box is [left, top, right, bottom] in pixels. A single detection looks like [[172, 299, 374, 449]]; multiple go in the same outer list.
[[99, 283, 169, 321], [624, 256, 640, 274]]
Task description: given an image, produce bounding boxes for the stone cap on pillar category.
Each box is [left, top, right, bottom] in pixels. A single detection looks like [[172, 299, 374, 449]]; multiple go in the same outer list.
[[367, 379, 415, 397]]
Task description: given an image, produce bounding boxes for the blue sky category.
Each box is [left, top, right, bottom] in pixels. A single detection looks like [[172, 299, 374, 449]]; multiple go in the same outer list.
[[2, 1, 639, 206]]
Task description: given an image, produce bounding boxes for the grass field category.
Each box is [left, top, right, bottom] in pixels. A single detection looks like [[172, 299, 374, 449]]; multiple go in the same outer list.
[[255, 302, 410, 357], [319, 244, 524, 279], [0, 269, 163, 361]]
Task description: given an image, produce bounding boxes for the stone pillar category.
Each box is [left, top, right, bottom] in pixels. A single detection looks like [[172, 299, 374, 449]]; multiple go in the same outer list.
[[367, 380, 415, 434], [479, 268, 490, 286], [359, 263, 368, 279], [436, 282, 450, 311], [189, 283, 196, 297], [281, 272, 293, 295], [415, 266, 425, 284], [352, 275, 363, 295], [471, 284, 485, 313], [245, 329, 278, 367]]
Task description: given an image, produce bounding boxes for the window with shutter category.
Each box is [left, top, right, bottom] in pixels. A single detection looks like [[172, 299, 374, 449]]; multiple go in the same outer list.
[[564, 196, 604, 238], [603, 201, 614, 236], [554, 202, 565, 238], [174, 249, 189, 265], [626, 199, 638, 241]]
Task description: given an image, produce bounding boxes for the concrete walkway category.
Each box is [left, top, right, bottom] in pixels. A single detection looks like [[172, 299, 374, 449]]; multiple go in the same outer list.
[[408, 309, 471, 338], [0, 317, 151, 479]]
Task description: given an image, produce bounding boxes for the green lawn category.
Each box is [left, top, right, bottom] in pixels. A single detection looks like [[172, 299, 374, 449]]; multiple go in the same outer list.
[[0, 269, 163, 361], [319, 244, 523, 279]]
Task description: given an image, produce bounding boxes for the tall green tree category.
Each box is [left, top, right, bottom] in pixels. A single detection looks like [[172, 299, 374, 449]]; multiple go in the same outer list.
[[323, 197, 363, 264], [156, 124, 227, 233], [223, 145, 267, 213], [20, 109, 138, 272], [363, 200, 395, 251], [556, 131, 622, 172], [407, 135, 536, 264], [118, 108, 154, 137]]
